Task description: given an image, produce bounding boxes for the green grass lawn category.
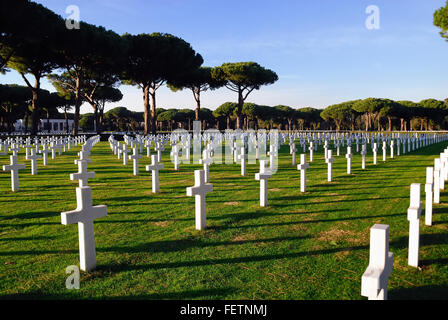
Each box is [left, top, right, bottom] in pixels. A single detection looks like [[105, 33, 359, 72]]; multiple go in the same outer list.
[[0, 139, 447, 300]]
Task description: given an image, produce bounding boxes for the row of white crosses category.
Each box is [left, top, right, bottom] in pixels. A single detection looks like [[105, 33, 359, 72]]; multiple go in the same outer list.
[[286, 132, 443, 165], [2, 135, 87, 191], [61, 135, 107, 272], [106, 132, 448, 235], [361, 145, 448, 300], [108, 135, 166, 193]]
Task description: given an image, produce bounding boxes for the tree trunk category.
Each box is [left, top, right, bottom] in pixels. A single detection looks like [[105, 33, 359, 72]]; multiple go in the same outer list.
[[24, 112, 29, 133], [388, 116, 392, 131], [46, 110, 50, 133], [28, 75, 41, 136], [72, 76, 81, 136], [64, 107, 69, 134], [194, 89, 200, 121], [236, 89, 243, 129], [150, 89, 157, 135], [143, 85, 150, 135], [98, 108, 104, 134], [92, 104, 98, 134]]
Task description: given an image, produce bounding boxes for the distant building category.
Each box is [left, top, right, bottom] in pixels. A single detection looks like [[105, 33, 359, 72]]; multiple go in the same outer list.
[[14, 119, 76, 133]]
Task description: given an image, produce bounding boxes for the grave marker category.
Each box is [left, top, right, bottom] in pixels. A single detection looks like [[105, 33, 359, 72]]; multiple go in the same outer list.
[[425, 167, 434, 226], [2, 155, 26, 192], [361, 224, 394, 300], [186, 170, 213, 230], [255, 160, 272, 207], [407, 183, 422, 268], [297, 154, 309, 192], [61, 186, 107, 271], [145, 155, 164, 193]]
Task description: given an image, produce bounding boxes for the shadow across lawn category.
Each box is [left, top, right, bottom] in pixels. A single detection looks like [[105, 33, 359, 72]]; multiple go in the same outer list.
[[98, 235, 309, 254], [213, 212, 406, 230], [97, 244, 369, 273], [389, 285, 448, 300]]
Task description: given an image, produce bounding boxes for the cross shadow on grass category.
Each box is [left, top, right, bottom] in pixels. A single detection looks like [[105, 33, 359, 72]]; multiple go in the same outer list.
[[214, 212, 405, 230], [0, 211, 60, 220], [390, 233, 448, 250], [389, 285, 448, 300], [97, 244, 369, 273], [98, 236, 310, 254]]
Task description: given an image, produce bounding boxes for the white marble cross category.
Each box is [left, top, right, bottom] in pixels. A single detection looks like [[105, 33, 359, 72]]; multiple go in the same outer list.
[[2, 155, 26, 192], [439, 152, 446, 190], [50, 141, 57, 159], [28, 148, 42, 175], [171, 143, 180, 170], [199, 149, 213, 183], [23, 141, 32, 160], [122, 144, 129, 165], [145, 155, 164, 193], [267, 144, 277, 171], [237, 146, 248, 176], [10, 143, 19, 156], [361, 144, 367, 170], [129, 146, 142, 176], [75, 147, 92, 165], [361, 224, 394, 300], [186, 170, 213, 230], [425, 167, 434, 226], [390, 140, 394, 159], [71, 160, 95, 187], [290, 142, 297, 166], [372, 143, 378, 165], [434, 159, 441, 204], [61, 186, 107, 271], [111, 140, 118, 155], [145, 140, 152, 158], [346, 146, 352, 174], [182, 139, 191, 162], [324, 140, 329, 160], [297, 154, 309, 192], [407, 183, 422, 268], [155, 142, 164, 163], [255, 160, 272, 207], [326, 149, 334, 182], [382, 141, 387, 162], [40, 144, 50, 166], [56, 139, 63, 155], [308, 142, 314, 162]]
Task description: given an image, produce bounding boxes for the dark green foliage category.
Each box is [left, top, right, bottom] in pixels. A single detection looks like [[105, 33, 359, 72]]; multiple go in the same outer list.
[[121, 33, 203, 135], [211, 62, 278, 129]]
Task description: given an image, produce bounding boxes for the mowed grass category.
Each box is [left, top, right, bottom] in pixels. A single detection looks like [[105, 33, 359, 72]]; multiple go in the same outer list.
[[0, 138, 448, 300]]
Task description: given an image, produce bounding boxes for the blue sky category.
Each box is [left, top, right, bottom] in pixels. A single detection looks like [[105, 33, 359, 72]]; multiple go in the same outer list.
[[2, 0, 448, 114]]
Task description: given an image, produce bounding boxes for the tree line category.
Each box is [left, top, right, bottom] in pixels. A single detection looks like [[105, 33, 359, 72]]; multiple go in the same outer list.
[[76, 98, 448, 133], [0, 0, 278, 136], [2, 1, 448, 134]]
